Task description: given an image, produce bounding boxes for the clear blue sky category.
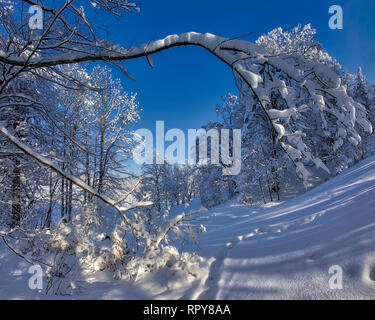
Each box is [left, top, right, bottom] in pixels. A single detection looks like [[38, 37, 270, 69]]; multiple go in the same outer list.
[[88, 0, 375, 137]]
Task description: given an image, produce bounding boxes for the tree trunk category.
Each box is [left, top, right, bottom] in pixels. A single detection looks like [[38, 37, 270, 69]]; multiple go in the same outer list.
[[258, 178, 266, 205], [68, 181, 73, 222], [275, 171, 281, 201], [11, 157, 21, 228], [61, 177, 65, 221], [265, 168, 274, 202], [44, 169, 54, 229]]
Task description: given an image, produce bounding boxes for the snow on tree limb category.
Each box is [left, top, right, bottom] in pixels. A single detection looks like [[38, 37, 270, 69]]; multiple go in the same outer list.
[[0, 122, 152, 224], [1, 2, 372, 182]]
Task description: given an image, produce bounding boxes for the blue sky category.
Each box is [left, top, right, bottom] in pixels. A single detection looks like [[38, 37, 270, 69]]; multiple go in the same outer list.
[[77, 0, 375, 173], [88, 0, 375, 136]]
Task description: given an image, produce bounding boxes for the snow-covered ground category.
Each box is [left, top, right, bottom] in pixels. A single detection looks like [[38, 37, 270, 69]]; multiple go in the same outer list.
[[1, 155, 375, 299]]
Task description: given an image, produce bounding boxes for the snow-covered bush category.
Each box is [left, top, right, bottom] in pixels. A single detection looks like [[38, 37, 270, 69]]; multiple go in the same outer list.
[[116, 246, 206, 284], [51, 211, 114, 274], [1, 200, 206, 296]]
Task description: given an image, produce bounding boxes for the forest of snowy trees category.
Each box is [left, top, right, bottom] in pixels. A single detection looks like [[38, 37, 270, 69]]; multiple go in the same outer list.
[[0, 1, 374, 296], [197, 25, 375, 207]]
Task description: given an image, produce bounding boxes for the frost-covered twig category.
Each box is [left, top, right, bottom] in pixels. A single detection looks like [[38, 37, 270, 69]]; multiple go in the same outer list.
[[1, 234, 52, 267], [151, 207, 206, 249]]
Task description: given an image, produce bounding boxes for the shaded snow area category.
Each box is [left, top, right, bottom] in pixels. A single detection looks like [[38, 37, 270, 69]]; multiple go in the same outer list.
[[2, 156, 375, 299]]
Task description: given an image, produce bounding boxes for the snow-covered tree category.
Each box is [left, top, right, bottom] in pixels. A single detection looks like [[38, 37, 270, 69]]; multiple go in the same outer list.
[[256, 24, 341, 70], [198, 25, 374, 203], [351, 67, 375, 157], [353, 67, 370, 106], [140, 159, 198, 213], [82, 66, 140, 196], [0, 65, 61, 228], [193, 119, 237, 208]]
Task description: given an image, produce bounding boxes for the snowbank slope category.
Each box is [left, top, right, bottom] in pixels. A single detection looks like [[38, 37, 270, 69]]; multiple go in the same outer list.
[[194, 155, 375, 299]]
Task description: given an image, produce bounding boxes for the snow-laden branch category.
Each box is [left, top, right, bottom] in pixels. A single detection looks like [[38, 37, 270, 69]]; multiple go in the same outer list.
[[0, 32, 258, 68], [0, 32, 299, 162], [113, 178, 142, 205], [2, 29, 372, 180], [148, 207, 207, 249], [0, 123, 152, 224]]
